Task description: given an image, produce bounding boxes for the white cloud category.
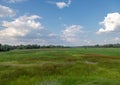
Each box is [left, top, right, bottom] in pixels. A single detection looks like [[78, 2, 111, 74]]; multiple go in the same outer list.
[[0, 5, 15, 17], [0, 15, 43, 37], [47, 0, 72, 9], [97, 12, 120, 34], [62, 25, 83, 43], [0, 14, 63, 45], [3, 0, 25, 3], [56, 0, 71, 9], [56, 2, 67, 9]]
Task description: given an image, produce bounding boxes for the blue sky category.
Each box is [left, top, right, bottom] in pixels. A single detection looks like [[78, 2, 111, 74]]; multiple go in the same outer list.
[[0, 0, 120, 46]]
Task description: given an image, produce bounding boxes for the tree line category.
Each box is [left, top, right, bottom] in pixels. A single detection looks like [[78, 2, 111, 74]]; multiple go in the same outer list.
[[0, 43, 120, 52], [0, 44, 67, 52], [81, 43, 120, 48]]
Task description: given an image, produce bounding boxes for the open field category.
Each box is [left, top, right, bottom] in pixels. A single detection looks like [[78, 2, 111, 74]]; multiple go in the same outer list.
[[0, 48, 120, 85]]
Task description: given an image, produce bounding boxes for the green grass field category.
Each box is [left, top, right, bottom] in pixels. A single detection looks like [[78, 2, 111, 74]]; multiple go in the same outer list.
[[0, 48, 120, 85]]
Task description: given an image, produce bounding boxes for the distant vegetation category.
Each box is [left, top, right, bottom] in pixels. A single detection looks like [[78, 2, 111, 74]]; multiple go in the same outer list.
[[83, 43, 120, 48], [0, 44, 67, 52], [0, 43, 120, 52]]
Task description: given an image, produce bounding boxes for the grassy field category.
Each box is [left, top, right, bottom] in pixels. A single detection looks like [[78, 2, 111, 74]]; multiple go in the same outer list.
[[0, 48, 120, 85]]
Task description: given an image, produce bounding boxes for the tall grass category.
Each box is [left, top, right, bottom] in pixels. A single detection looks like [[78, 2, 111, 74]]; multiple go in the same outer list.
[[0, 48, 120, 85]]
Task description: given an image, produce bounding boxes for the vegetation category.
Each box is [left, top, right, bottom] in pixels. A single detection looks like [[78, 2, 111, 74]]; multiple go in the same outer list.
[[0, 43, 120, 52], [0, 44, 67, 52], [0, 48, 120, 85], [80, 43, 120, 48]]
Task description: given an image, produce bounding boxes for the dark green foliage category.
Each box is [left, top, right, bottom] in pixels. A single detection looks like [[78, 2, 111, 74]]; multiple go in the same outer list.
[[0, 44, 67, 52], [0, 44, 12, 51], [0, 43, 120, 52], [82, 43, 120, 48]]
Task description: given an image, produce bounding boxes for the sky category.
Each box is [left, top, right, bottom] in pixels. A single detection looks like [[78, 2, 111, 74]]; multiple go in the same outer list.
[[0, 0, 120, 46]]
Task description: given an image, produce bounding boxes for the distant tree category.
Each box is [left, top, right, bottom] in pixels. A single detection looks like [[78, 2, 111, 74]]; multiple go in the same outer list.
[[95, 44, 99, 47]]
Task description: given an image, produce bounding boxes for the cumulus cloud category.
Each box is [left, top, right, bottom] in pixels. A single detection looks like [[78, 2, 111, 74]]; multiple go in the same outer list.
[[47, 0, 72, 9], [97, 12, 120, 34], [3, 0, 25, 3], [0, 5, 15, 17], [0, 14, 63, 45], [56, 0, 71, 9], [62, 25, 83, 43], [0, 15, 43, 37]]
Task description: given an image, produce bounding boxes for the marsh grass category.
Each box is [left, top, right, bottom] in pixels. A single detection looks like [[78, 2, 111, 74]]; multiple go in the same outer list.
[[0, 48, 120, 85]]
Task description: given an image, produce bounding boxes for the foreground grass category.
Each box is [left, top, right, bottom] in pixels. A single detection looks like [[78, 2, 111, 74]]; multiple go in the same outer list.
[[0, 48, 120, 85]]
